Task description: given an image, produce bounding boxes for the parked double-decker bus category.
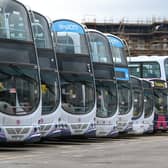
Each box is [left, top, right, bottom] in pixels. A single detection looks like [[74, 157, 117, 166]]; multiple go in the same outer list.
[[30, 11, 61, 138], [142, 79, 155, 133], [52, 19, 96, 136], [0, 0, 41, 142], [150, 79, 168, 132], [106, 34, 133, 133], [128, 56, 168, 80], [86, 30, 118, 137], [130, 76, 144, 134]]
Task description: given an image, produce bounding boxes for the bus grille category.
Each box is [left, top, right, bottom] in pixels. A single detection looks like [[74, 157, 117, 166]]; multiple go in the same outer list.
[[6, 128, 30, 135], [71, 124, 88, 130]]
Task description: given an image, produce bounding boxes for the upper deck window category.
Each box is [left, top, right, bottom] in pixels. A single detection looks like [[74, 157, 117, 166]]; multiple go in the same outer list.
[[88, 32, 113, 64], [31, 12, 52, 49], [129, 61, 161, 78], [129, 63, 141, 77], [142, 62, 160, 78], [52, 20, 88, 55], [107, 36, 127, 65], [0, 0, 32, 41]]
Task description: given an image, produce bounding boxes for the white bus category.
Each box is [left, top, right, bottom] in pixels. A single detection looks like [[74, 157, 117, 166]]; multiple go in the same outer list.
[[87, 29, 119, 137], [52, 19, 96, 137], [30, 11, 61, 138], [0, 0, 41, 142], [106, 34, 133, 133]]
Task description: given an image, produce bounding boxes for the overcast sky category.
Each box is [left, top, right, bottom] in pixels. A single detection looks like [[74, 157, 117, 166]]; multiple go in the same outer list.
[[19, 0, 168, 23]]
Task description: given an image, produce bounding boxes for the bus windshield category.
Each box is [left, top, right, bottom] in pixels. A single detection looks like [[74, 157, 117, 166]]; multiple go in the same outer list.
[[144, 89, 154, 118], [118, 81, 132, 115], [96, 80, 117, 118], [61, 73, 95, 115], [41, 70, 59, 115], [132, 89, 143, 118], [0, 64, 40, 115], [131, 77, 143, 118], [154, 89, 168, 115], [0, 0, 32, 41], [88, 32, 113, 64]]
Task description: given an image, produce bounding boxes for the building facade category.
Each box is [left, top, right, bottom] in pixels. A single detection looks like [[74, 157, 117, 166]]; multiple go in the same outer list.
[[84, 20, 168, 56]]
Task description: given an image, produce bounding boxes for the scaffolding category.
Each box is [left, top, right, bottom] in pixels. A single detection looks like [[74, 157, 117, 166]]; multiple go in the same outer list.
[[83, 18, 168, 56]]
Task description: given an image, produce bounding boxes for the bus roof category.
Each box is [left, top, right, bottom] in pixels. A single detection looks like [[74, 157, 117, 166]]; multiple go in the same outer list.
[[52, 19, 85, 35], [127, 55, 168, 63]]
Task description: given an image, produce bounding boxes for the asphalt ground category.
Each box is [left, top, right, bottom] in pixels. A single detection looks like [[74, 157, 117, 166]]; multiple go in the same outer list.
[[0, 133, 168, 168]]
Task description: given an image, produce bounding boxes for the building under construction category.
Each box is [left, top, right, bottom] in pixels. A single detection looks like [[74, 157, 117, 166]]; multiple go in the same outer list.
[[83, 19, 168, 56]]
